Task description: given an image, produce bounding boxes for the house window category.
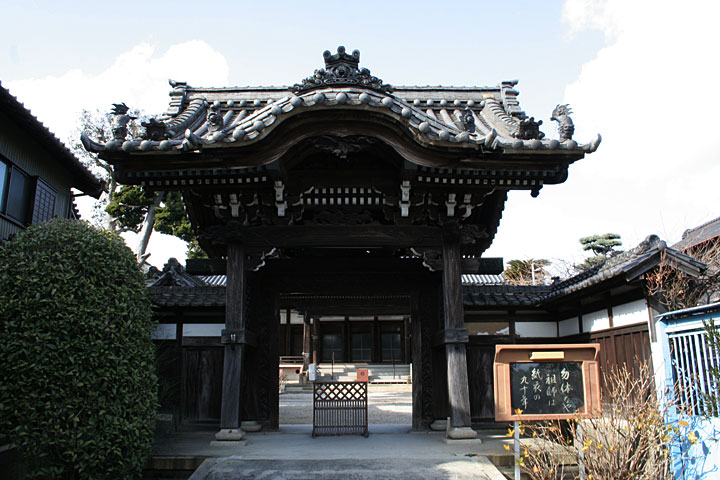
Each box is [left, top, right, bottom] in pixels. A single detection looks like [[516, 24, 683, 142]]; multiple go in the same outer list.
[[0, 156, 57, 226], [0, 161, 7, 212], [0, 159, 32, 224], [31, 179, 56, 224]]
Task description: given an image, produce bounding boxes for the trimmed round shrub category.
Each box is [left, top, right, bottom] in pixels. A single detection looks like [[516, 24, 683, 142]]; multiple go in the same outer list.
[[0, 219, 157, 479]]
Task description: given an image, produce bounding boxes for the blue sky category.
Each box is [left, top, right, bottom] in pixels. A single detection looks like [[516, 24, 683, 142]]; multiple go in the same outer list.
[[2, 0, 718, 270]]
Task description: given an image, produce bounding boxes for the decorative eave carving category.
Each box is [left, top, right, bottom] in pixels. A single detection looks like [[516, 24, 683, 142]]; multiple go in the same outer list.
[[460, 108, 475, 133], [141, 118, 169, 141], [291, 46, 393, 94], [513, 117, 544, 140]]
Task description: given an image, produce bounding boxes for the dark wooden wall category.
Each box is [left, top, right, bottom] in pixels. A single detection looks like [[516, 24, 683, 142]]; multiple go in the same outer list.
[[466, 343, 495, 422], [182, 347, 223, 423], [588, 323, 652, 388]]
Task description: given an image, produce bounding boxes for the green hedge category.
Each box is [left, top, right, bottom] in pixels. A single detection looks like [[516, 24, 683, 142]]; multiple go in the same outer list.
[[0, 219, 157, 479]]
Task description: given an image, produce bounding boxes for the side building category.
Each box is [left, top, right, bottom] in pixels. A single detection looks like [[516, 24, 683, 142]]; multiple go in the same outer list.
[[0, 81, 102, 241]]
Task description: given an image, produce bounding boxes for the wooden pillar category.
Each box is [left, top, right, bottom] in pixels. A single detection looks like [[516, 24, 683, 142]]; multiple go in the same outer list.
[[442, 235, 477, 439], [284, 309, 291, 356], [403, 316, 410, 363], [311, 317, 319, 365], [302, 314, 311, 373], [216, 242, 247, 441], [372, 316, 379, 363], [411, 301, 423, 430], [344, 316, 350, 362]]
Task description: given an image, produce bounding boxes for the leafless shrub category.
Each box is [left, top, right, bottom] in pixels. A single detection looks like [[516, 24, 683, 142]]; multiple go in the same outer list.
[[645, 241, 720, 311], [517, 362, 696, 480]]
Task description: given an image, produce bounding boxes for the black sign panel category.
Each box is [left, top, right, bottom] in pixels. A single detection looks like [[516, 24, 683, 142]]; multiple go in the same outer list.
[[510, 362, 584, 415]]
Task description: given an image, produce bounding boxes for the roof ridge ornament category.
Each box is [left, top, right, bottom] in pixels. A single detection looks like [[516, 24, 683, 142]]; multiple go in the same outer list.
[[291, 46, 393, 94], [513, 117, 544, 140], [551, 104, 575, 141], [110, 103, 136, 141]]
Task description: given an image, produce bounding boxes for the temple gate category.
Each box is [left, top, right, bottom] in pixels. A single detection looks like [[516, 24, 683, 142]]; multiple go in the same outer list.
[[83, 46, 599, 441]]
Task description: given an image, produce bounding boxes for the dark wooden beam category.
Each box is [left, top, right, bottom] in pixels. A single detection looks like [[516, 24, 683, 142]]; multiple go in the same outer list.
[[187, 254, 503, 275], [205, 225, 443, 248]]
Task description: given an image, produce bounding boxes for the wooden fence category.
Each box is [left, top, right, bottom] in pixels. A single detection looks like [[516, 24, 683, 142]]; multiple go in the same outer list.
[[312, 382, 369, 437]]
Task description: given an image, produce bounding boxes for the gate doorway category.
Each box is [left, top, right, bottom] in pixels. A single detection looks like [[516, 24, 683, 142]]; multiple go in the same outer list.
[[277, 302, 414, 429]]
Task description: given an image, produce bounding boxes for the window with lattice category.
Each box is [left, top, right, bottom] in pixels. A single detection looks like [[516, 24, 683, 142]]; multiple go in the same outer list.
[[31, 179, 56, 224]]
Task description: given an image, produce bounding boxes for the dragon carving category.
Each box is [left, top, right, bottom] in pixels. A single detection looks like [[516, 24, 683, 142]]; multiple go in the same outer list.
[[110, 103, 136, 141], [551, 104, 575, 141]]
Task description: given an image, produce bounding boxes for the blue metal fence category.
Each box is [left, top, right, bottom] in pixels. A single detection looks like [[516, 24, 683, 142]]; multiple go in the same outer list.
[[653, 304, 720, 479]]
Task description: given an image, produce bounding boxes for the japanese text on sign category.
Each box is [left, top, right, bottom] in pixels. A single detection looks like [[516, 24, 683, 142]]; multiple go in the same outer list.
[[510, 362, 584, 415]]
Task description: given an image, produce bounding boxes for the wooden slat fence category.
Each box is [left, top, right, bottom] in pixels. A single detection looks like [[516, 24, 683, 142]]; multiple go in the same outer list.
[[312, 382, 369, 437]]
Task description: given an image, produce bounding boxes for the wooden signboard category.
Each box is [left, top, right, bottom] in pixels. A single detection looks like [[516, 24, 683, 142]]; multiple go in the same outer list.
[[494, 344, 601, 421]]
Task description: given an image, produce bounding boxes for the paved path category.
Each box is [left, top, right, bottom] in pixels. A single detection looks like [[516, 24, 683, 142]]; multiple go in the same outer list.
[[280, 387, 411, 424], [155, 428, 511, 480], [191, 457, 505, 479], [154, 386, 510, 479]]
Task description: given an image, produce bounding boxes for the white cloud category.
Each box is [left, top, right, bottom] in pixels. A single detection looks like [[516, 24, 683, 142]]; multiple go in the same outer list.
[[489, 0, 720, 265], [6, 40, 229, 143], [6, 41, 230, 267]]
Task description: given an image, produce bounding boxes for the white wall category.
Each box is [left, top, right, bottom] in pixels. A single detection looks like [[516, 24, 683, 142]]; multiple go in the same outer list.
[[183, 323, 224, 337], [152, 324, 176, 340], [515, 322, 558, 338], [583, 309, 610, 333], [612, 299, 648, 327], [558, 317, 580, 337]]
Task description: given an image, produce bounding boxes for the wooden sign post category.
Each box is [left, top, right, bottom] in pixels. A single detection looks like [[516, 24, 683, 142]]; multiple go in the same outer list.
[[494, 344, 601, 480]]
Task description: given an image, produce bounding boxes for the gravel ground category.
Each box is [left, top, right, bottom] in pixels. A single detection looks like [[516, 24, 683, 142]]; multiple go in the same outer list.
[[279, 386, 411, 424]]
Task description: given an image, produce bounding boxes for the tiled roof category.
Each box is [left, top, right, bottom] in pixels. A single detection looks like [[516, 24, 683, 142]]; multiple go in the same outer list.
[[146, 236, 707, 309], [149, 286, 226, 308], [673, 216, 720, 251], [464, 284, 550, 307], [461, 274, 505, 285], [171, 274, 505, 288], [82, 48, 600, 156], [0, 82, 103, 197], [545, 235, 706, 300]]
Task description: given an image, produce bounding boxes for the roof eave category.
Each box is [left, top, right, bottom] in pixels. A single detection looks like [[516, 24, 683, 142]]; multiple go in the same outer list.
[[0, 82, 104, 197]]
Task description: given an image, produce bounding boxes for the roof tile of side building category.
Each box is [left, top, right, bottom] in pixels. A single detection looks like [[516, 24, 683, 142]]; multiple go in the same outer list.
[[147, 235, 706, 309], [82, 47, 601, 156], [149, 286, 226, 308], [0, 81, 104, 197], [544, 235, 706, 300], [673, 216, 720, 251]]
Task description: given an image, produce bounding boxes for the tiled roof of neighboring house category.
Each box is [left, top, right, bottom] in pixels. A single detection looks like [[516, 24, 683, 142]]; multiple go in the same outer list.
[[0, 81, 103, 197], [462, 274, 505, 285], [673, 216, 720, 251], [147, 235, 708, 309], [544, 235, 706, 300], [464, 284, 551, 307], [182, 273, 507, 288], [198, 275, 227, 287], [149, 286, 226, 308], [656, 301, 720, 320], [82, 47, 601, 157]]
